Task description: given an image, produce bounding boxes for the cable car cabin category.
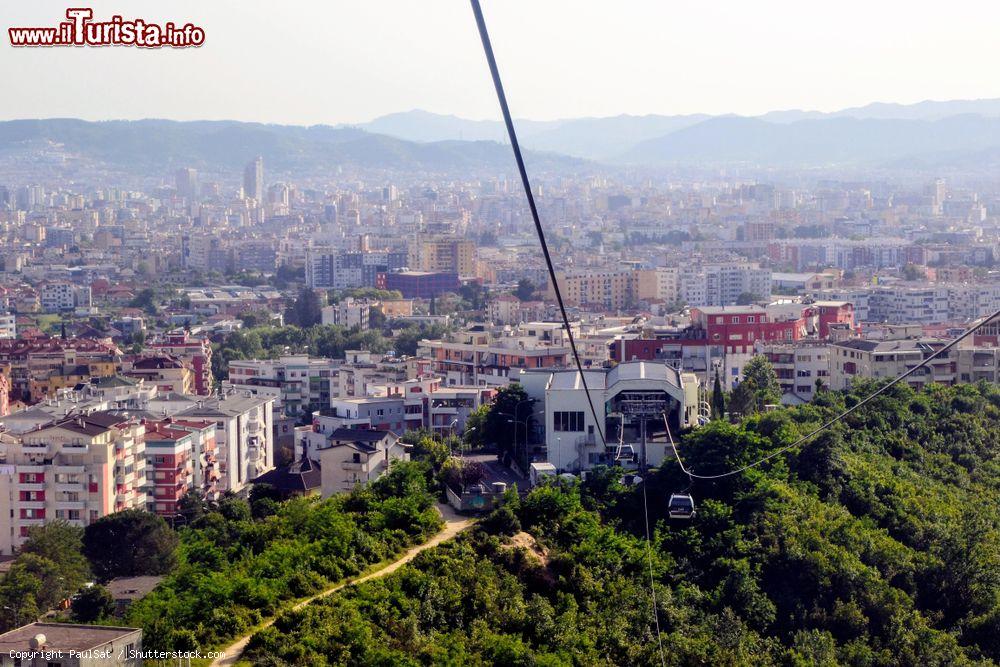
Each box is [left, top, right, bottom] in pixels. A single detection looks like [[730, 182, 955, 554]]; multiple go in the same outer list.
[[668, 494, 695, 519]]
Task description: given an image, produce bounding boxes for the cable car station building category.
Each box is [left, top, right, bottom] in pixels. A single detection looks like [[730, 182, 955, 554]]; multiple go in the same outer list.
[[520, 361, 701, 473]]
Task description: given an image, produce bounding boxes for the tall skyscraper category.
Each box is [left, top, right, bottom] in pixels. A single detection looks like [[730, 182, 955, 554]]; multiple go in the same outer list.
[[175, 167, 198, 200], [243, 156, 264, 201]]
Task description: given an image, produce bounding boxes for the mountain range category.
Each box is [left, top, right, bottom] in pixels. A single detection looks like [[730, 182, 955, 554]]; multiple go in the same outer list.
[[355, 98, 1000, 167], [0, 118, 584, 175], [6, 98, 1000, 174]]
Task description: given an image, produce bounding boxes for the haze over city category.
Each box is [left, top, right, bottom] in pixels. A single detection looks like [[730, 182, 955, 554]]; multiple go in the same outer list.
[[4, 0, 1000, 124]]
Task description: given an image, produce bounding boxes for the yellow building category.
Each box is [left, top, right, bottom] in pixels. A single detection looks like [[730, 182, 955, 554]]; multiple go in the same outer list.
[[548, 269, 638, 310]]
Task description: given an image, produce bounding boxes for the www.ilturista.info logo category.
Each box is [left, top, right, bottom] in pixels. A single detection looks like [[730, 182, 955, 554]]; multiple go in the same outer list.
[[9, 8, 205, 48]]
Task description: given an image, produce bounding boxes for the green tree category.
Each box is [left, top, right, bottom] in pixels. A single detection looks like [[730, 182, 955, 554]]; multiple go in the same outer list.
[[82, 509, 178, 580], [72, 584, 115, 623], [485, 384, 534, 466], [411, 436, 450, 472], [20, 520, 90, 597], [515, 278, 535, 301], [129, 288, 158, 315], [712, 371, 726, 419], [0, 565, 41, 630], [285, 288, 324, 328], [464, 404, 489, 448], [177, 489, 207, 525], [729, 356, 781, 417]]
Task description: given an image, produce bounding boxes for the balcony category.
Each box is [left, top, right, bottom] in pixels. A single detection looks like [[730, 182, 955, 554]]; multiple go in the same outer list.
[[56, 500, 86, 511], [341, 462, 365, 471]]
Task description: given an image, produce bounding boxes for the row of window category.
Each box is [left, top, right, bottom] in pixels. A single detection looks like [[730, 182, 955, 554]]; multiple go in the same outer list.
[[553, 411, 586, 432]]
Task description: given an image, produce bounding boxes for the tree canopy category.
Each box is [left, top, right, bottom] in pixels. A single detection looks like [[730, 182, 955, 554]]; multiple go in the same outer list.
[[245, 380, 1000, 665]]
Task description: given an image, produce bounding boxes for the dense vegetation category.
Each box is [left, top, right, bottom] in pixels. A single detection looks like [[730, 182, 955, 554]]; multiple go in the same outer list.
[[246, 381, 1000, 665], [0, 521, 91, 630], [125, 462, 442, 651]]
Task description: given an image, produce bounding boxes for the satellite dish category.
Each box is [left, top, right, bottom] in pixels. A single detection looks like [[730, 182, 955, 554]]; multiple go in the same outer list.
[[30, 634, 46, 649]]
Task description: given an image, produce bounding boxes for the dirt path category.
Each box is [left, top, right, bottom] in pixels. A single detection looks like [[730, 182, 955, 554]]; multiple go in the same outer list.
[[211, 504, 474, 666]]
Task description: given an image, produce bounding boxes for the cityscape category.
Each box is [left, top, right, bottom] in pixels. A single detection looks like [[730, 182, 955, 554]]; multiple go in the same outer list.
[[3, 2, 1000, 665]]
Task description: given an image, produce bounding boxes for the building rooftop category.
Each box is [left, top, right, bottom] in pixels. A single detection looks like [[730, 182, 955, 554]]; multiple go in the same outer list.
[[540, 361, 683, 391], [252, 457, 322, 493], [106, 576, 164, 602], [0, 622, 140, 653]]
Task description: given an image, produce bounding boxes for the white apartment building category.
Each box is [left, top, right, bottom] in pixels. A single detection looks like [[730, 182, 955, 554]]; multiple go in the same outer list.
[[0, 412, 147, 554], [418, 322, 571, 388], [40, 283, 91, 313], [317, 428, 408, 496], [0, 314, 15, 339], [177, 390, 275, 494], [643, 262, 771, 307], [759, 342, 832, 403], [228, 355, 339, 417], [321, 298, 371, 330], [812, 284, 1000, 325]]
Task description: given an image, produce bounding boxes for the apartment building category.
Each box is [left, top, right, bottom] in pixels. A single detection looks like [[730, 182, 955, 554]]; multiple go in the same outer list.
[[124, 355, 193, 395], [333, 351, 430, 398], [382, 271, 461, 299], [317, 428, 408, 496], [145, 330, 213, 395], [549, 269, 637, 310], [228, 355, 339, 417], [0, 314, 15, 340], [142, 422, 196, 518], [412, 237, 476, 276], [418, 323, 570, 388], [305, 248, 408, 289], [0, 412, 147, 554], [321, 297, 371, 330], [631, 261, 774, 308], [176, 391, 274, 494], [759, 342, 832, 403], [829, 339, 954, 391], [0, 337, 121, 403], [40, 283, 92, 313]]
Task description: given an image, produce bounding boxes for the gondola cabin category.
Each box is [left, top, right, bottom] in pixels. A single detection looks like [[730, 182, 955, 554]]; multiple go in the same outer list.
[[668, 493, 695, 519]]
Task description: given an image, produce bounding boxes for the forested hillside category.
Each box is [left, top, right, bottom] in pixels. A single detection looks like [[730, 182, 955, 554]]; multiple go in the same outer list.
[[124, 462, 442, 652], [245, 380, 1000, 666]]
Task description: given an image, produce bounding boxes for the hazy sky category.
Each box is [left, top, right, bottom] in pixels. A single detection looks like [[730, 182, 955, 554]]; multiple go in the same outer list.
[[3, 0, 1000, 125]]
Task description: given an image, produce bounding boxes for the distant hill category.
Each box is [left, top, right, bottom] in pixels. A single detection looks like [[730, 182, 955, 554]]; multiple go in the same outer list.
[[761, 98, 1000, 123], [359, 99, 1000, 165], [0, 119, 585, 173], [9, 98, 1000, 173], [357, 109, 558, 144], [618, 114, 1000, 167], [357, 111, 709, 160]]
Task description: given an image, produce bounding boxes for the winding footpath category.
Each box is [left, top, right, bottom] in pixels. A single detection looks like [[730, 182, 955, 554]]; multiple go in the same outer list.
[[211, 504, 475, 667]]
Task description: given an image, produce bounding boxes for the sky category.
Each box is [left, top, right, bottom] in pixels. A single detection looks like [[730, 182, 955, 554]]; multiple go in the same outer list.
[[3, 0, 1000, 125]]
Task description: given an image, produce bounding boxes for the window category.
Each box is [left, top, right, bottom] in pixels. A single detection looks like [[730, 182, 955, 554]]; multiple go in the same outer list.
[[732, 316, 740, 324], [747, 316, 755, 323], [553, 411, 585, 432]]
